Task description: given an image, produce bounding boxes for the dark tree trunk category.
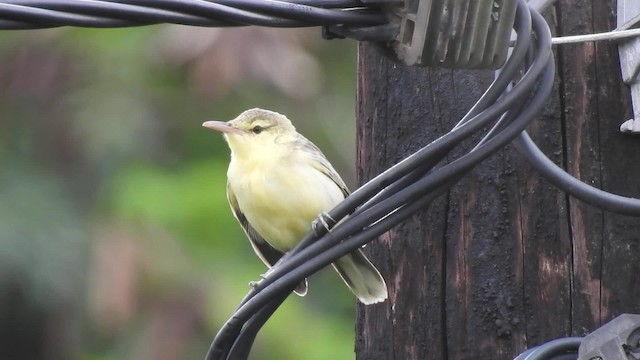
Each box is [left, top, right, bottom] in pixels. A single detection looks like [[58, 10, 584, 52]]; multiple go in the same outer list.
[[355, 1, 640, 359]]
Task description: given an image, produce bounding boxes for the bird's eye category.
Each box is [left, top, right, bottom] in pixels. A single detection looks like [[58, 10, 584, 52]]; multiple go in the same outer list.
[[251, 125, 263, 134]]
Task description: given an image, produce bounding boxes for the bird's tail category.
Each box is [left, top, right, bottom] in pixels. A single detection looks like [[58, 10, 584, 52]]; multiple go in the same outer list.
[[332, 249, 388, 305]]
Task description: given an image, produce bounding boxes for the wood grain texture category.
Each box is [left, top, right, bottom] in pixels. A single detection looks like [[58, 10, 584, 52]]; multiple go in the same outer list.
[[355, 1, 640, 358]]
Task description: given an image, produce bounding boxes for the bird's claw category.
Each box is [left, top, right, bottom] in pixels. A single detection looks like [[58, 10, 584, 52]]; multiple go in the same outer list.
[[249, 280, 259, 290], [248, 273, 268, 290], [312, 212, 336, 236]]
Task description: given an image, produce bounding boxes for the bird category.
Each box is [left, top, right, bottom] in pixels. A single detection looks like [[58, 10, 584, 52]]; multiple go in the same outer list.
[[203, 108, 387, 305]]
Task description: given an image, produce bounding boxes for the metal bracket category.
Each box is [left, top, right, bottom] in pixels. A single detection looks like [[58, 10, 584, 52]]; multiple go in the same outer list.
[[617, 0, 640, 134], [577, 314, 640, 360], [390, 0, 518, 69]]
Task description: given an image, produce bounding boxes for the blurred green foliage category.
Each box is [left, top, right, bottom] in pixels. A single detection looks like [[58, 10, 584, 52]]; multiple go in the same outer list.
[[0, 25, 358, 360]]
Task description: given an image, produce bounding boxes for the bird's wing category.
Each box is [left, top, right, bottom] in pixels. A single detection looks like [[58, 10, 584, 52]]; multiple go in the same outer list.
[[227, 182, 284, 268], [298, 137, 350, 198]]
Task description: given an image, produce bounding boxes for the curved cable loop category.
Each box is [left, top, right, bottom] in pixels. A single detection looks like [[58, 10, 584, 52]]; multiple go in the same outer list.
[[515, 132, 640, 215], [512, 337, 582, 360]]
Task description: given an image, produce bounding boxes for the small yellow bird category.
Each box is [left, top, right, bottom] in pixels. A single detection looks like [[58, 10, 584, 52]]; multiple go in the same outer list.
[[203, 108, 387, 305]]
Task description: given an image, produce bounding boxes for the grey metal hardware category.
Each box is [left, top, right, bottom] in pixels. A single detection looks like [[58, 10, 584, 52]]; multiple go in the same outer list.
[[617, 0, 640, 134], [578, 314, 640, 360], [391, 0, 518, 69]]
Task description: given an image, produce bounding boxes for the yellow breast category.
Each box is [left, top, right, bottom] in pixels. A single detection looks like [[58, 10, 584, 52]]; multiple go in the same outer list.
[[228, 148, 344, 252]]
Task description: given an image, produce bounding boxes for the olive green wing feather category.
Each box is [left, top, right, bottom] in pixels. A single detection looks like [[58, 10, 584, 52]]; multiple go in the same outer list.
[[296, 136, 350, 198], [226, 182, 308, 295], [294, 137, 387, 303]]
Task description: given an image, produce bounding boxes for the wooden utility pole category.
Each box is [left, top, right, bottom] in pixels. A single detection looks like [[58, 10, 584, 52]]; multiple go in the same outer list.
[[355, 1, 640, 359]]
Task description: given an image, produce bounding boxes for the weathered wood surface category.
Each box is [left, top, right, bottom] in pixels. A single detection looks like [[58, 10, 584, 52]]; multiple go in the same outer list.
[[355, 1, 640, 359]]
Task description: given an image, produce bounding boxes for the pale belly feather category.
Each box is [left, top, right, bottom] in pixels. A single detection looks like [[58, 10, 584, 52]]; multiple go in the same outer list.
[[228, 156, 344, 252]]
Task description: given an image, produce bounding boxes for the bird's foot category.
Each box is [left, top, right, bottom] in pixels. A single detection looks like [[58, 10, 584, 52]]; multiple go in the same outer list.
[[312, 212, 336, 237], [248, 273, 268, 290]]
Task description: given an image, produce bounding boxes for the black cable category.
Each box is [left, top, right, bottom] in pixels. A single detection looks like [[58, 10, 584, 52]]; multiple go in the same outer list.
[[107, 0, 304, 27], [226, 294, 290, 360], [0, 1, 302, 28], [0, 0, 390, 31], [514, 132, 640, 215], [284, 0, 378, 8], [212, 0, 384, 25], [512, 337, 581, 360], [0, 2, 157, 28]]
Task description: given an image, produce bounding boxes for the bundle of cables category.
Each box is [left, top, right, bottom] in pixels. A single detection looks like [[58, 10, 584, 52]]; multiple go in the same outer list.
[[0, 0, 391, 32], [206, 1, 561, 359]]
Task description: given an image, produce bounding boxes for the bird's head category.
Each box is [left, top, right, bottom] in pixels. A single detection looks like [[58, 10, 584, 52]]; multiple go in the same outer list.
[[203, 108, 298, 157]]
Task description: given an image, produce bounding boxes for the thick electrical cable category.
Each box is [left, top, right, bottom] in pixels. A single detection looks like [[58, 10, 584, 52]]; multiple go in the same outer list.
[[512, 337, 582, 360], [514, 132, 640, 215], [0, 0, 390, 32]]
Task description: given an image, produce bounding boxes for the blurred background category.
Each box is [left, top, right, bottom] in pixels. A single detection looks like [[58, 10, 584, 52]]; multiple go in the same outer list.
[[0, 25, 358, 360]]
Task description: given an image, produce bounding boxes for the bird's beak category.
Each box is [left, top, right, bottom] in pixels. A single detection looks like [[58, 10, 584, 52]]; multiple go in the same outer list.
[[202, 121, 244, 135]]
